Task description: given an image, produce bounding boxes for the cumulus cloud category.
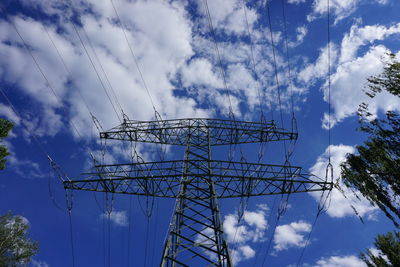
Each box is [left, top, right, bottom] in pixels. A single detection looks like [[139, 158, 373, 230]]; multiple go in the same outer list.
[[181, 58, 222, 88], [339, 23, 400, 64], [323, 46, 400, 128], [312, 255, 366, 267], [0, 0, 209, 140], [298, 42, 338, 84], [0, 0, 315, 172], [273, 220, 311, 251], [319, 23, 400, 128], [101, 210, 128, 227], [221, 204, 268, 265], [307, 0, 361, 24], [297, 21, 400, 129], [309, 145, 378, 219], [195, 0, 258, 36]]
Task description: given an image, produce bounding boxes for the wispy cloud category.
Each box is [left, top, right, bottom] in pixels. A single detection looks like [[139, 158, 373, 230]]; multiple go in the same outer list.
[[101, 210, 128, 227]]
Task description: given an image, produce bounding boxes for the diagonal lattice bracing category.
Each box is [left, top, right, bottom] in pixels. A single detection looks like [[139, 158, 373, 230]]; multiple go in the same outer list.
[[100, 118, 297, 145], [63, 118, 333, 266], [63, 161, 333, 198]]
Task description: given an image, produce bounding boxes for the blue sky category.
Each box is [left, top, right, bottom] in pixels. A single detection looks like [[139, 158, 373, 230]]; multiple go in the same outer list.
[[1, 0, 400, 266]]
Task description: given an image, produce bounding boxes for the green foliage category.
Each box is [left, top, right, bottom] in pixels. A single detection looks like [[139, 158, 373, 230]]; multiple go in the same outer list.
[[366, 54, 400, 98], [360, 231, 400, 266], [0, 212, 38, 266], [341, 56, 400, 228], [0, 118, 13, 170]]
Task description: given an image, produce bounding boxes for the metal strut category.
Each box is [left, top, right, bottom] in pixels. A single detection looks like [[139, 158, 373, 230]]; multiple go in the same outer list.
[[161, 122, 232, 266]]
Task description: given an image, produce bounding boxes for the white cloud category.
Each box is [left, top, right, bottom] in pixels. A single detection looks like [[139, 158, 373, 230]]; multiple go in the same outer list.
[[273, 220, 311, 251], [196, 0, 258, 35], [339, 23, 400, 64], [0, 103, 20, 125], [4, 140, 46, 178], [221, 205, 268, 265], [307, 0, 361, 24], [298, 43, 338, 84], [375, 0, 389, 4], [180, 58, 222, 88], [288, 0, 306, 4], [312, 255, 366, 267], [31, 260, 50, 267], [368, 248, 390, 264], [289, 26, 308, 48], [0, 0, 211, 141], [309, 145, 378, 219], [101, 210, 128, 227], [296, 22, 400, 129], [323, 46, 400, 128], [320, 23, 400, 128]]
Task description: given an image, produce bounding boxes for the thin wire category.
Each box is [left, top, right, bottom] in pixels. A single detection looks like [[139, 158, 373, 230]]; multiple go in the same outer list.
[[203, 0, 248, 173], [266, 1, 288, 159], [295, 209, 322, 267], [61, 0, 122, 123], [127, 197, 133, 267], [0, 88, 63, 181], [261, 195, 290, 267], [105, 193, 114, 267], [103, 194, 107, 267], [252, 195, 278, 267], [65, 189, 76, 267], [80, 26, 125, 115], [151, 199, 159, 267], [108, 211, 111, 267], [1, 9, 101, 166], [327, 0, 332, 163], [2, 13, 90, 140], [241, 0, 270, 164], [68, 210, 76, 267], [42, 25, 93, 117], [108, 0, 159, 116], [48, 165, 65, 211], [144, 217, 150, 267], [202, 0, 236, 118], [241, 0, 265, 119], [280, 0, 295, 119], [280, 0, 298, 159]]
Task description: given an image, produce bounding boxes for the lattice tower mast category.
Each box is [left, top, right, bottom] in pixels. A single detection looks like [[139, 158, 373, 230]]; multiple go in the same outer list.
[[63, 118, 334, 266]]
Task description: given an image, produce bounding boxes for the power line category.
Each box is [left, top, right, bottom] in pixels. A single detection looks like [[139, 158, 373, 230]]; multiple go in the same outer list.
[[42, 25, 93, 118], [202, 0, 237, 119], [241, 0, 265, 120], [280, 0, 295, 119], [327, 0, 332, 164], [0, 8, 103, 167], [108, 0, 160, 117], [266, 1, 289, 161], [80, 26, 125, 116], [61, 0, 122, 123]]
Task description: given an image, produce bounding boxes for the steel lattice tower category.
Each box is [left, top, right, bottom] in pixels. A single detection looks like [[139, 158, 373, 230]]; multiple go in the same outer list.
[[63, 118, 334, 266]]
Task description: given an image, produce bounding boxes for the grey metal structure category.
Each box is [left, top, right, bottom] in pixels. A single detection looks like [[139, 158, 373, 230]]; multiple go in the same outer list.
[[63, 118, 334, 266]]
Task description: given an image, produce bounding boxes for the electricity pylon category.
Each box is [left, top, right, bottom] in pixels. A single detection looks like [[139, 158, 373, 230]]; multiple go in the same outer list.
[[63, 118, 334, 266]]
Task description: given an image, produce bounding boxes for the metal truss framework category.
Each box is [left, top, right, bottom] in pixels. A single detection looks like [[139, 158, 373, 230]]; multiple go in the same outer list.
[[63, 118, 334, 267]]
